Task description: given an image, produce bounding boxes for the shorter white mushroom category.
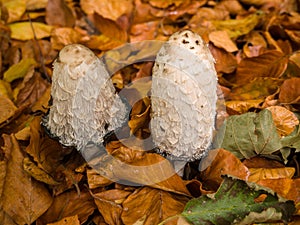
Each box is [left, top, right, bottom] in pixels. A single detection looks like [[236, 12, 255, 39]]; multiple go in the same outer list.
[[43, 44, 128, 151], [151, 30, 218, 161]]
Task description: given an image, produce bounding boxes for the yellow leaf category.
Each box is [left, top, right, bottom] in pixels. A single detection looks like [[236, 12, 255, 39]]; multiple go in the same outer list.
[[3, 58, 36, 82], [0, 96, 17, 124], [0, 80, 12, 99], [212, 11, 264, 39], [9, 22, 53, 40], [3, 0, 26, 23]]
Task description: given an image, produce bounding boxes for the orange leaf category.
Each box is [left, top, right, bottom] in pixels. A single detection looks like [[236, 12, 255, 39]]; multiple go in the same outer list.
[[200, 149, 249, 190], [121, 187, 189, 225], [47, 215, 80, 225], [235, 50, 288, 85], [1, 134, 53, 224], [248, 167, 295, 183], [267, 106, 299, 137], [279, 77, 300, 104]]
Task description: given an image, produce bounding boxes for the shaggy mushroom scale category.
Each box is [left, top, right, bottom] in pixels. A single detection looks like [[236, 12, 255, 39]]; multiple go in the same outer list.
[[151, 30, 218, 161], [43, 44, 128, 151]]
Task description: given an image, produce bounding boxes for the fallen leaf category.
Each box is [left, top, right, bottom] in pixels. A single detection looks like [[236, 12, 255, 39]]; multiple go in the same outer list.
[[81, 0, 133, 21], [209, 45, 237, 74], [3, 58, 36, 82], [37, 190, 96, 224], [199, 149, 249, 190], [87, 168, 113, 189], [181, 175, 295, 225], [26, 0, 48, 10], [281, 125, 300, 151], [128, 104, 151, 135], [51, 27, 86, 50], [248, 167, 295, 183], [266, 106, 299, 137], [279, 77, 300, 104], [92, 189, 132, 225], [122, 186, 189, 225], [242, 30, 267, 57], [1, 134, 53, 224], [45, 0, 75, 27], [23, 157, 60, 185], [225, 99, 263, 114], [0, 96, 17, 124], [2, 0, 26, 23], [229, 77, 283, 101], [213, 109, 282, 159], [212, 11, 264, 39], [209, 30, 238, 52], [9, 22, 53, 40], [47, 215, 80, 225], [235, 50, 288, 85]]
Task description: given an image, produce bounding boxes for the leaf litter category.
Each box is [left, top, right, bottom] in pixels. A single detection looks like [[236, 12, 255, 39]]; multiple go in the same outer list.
[[0, 0, 299, 224]]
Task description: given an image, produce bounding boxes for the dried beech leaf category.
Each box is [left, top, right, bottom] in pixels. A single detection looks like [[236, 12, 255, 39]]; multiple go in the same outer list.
[[9, 22, 53, 40], [1, 134, 53, 224], [23, 157, 60, 185], [248, 167, 295, 183], [200, 149, 249, 190], [45, 0, 75, 27], [80, 0, 133, 21], [87, 168, 113, 189], [279, 77, 300, 104], [121, 187, 189, 225], [2, 0, 26, 23], [0, 96, 17, 124], [209, 45, 237, 74], [128, 104, 150, 135], [225, 99, 263, 114], [47, 215, 80, 225], [37, 190, 96, 224], [266, 106, 299, 137], [235, 51, 288, 85], [93, 189, 132, 225], [50, 27, 86, 50], [209, 30, 238, 52], [229, 77, 283, 101]]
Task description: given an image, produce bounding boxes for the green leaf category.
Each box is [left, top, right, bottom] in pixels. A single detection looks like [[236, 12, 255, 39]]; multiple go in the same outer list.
[[281, 125, 300, 152], [181, 176, 295, 225], [213, 109, 282, 159], [3, 58, 37, 82]]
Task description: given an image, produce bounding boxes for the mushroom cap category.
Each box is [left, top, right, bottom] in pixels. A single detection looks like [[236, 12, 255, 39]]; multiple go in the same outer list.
[[151, 30, 218, 161]]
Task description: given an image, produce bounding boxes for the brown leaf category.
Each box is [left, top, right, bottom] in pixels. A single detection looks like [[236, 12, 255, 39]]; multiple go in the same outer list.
[[37, 190, 96, 224], [94, 145, 191, 196], [128, 104, 151, 135], [226, 99, 263, 114], [279, 77, 300, 104], [93, 189, 132, 225], [121, 187, 189, 225], [209, 30, 238, 52], [266, 106, 299, 137], [229, 77, 283, 101], [1, 134, 53, 224], [47, 215, 80, 225], [15, 71, 49, 108], [87, 168, 113, 189], [23, 157, 60, 185], [242, 31, 267, 57], [200, 149, 249, 190], [46, 0, 75, 27], [243, 156, 285, 169], [0, 96, 17, 124], [51, 27, 86, 50], [81, 0, 133, 21], [209, 44, 237, 74], [256, 178, 300, 205], [235, 50, 288, 85]]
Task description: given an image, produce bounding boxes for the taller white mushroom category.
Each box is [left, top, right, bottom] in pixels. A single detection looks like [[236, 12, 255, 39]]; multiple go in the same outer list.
[[151, 30, 218, 161], [43, 44, 128, 151]]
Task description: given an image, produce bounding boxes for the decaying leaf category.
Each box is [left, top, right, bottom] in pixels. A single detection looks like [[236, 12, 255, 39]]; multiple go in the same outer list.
[[181, 176, 295, 225], [1, 134, 53, 224], [122, 186, 189, 225], [214, 109, 282, 159]]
